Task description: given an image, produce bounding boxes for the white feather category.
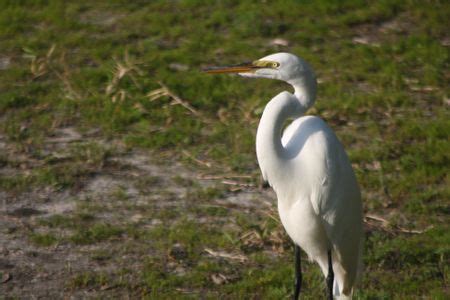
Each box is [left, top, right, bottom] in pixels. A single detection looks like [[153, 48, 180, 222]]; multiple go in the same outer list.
[[253, 53, 363, 297]]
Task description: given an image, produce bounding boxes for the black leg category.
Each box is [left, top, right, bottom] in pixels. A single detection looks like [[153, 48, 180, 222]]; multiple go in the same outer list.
[[326, 250, 334, 300], [260, 179, 270, 189], [294, 244, 302, 300]]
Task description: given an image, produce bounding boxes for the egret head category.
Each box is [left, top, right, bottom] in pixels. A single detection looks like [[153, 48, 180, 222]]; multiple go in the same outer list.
[[204, 52, 315, 85]]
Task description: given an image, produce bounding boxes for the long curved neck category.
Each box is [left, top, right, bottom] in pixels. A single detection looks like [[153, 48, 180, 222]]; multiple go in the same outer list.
[[256, 80, 316, 187], [290, 75, 317, 110]]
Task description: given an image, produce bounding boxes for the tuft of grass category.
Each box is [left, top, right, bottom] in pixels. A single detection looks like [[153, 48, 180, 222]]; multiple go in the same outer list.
[[70, 223, 124, 245], [29, 232, 59, 247], [38, 213, 96, 228], [186, 187, 224, 202], [68, 272, 110, 289]]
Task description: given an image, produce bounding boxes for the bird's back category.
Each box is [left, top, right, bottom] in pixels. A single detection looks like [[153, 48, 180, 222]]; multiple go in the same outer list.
[[279, 115, 363, 296]]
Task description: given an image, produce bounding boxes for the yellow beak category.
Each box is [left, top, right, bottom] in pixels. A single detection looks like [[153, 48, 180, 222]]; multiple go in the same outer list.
[[203, 62, 257, 74]]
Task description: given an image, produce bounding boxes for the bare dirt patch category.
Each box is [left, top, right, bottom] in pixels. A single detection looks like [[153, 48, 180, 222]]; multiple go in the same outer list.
[[0, 127, 275, 298]]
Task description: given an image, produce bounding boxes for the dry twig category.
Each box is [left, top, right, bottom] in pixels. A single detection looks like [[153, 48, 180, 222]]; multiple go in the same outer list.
[[221, 179, 254, 188], [25, 45, 83, 100], [147, 81, 200, 116], [54, 51, 83, 100], [197, 174, 256, 191], [239, 230, 263, 248], [106, 50, 143, 102], [204, 248, 247, 263], [197, 174, 253, 180], [182, 150, 212, 168], [211, 273, 228, 285], [364, 213, 432, 234]]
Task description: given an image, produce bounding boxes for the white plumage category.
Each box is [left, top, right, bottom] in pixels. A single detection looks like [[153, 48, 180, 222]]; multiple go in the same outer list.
[[206, 52, 363, 298]]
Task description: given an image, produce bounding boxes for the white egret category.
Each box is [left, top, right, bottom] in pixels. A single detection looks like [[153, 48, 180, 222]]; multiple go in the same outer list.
[[205, 53, 363, 299]]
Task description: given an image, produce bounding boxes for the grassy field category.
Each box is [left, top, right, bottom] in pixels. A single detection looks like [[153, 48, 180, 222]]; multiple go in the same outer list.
[[0, 0, 449, 299]]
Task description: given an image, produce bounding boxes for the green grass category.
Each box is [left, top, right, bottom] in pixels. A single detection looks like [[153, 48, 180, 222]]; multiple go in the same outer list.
[[1, 0, 449, 298], [68, 271, 110, 289], [29, 232, 59, 247]]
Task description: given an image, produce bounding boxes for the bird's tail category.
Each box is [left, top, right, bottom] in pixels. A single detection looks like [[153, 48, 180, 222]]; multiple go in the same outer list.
[[335, 295, 352, 300], [333, 231, 364, 299], [332, 260, 355, 299], [333, 279, 353, 299]]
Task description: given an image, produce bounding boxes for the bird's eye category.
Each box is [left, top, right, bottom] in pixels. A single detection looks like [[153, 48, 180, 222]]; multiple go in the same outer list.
[[272, 62, 280, 68]]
